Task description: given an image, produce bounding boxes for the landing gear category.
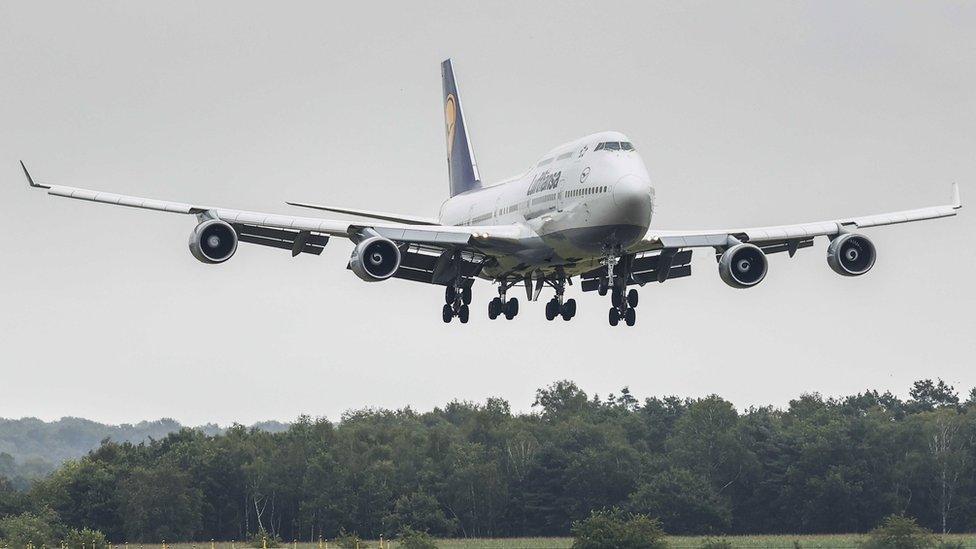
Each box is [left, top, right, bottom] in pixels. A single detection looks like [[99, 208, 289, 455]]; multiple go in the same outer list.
[[604, 253, 639, 327], [543, 272, 577, 322], [489, 280, 520, 320], [443, 279, 472, 323]]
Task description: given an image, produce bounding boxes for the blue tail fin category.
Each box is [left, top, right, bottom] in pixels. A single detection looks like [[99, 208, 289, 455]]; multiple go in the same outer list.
[[441, 59, 482, 197]]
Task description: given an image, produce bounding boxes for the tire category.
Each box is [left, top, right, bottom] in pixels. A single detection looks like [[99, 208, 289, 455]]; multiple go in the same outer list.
[[545, 300, 557, 321], [625, 307, 636, 326], [598, 278, 608, 296], [461, 286, 472, 305], [627, 289, 639, 308], [458, 304, 470, 324], [445, 286, 457, 304], [608, 307, 620, 326], [488, 297, 500, 320], [506, 297, 519, 318], [611, 289, 623, 308], [442, 304, 453, 323], [562, 298, 577, 319]]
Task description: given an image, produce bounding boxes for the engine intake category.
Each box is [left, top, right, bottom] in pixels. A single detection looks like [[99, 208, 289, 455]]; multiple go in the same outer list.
[[189, 219, 238, 264], [827, 233, 876, 276], [349, 236, 401, 281], [719, 243, 768, 288]]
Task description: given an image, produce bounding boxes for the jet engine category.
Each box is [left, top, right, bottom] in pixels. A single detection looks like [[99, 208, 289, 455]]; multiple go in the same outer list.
[[719, 243, 768, 288], [349, 236, 401, 281], [827, 233, 876, 276], [189, 219, 238, 264]]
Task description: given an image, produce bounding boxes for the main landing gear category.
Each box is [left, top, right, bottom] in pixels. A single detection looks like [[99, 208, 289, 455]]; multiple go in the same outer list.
[[488, 280, 519, 321], [544, 274, 577, 322], [442, 282, 472, 323]]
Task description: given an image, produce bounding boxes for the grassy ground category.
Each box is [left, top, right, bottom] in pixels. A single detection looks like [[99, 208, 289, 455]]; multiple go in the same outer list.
[[157, 535, 976, 549]]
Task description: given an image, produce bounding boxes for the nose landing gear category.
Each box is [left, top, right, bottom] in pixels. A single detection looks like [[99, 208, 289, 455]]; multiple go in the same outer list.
[[603, 253, 639, 327]]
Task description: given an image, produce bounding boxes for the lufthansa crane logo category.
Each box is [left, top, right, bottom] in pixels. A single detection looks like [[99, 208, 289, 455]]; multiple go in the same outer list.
[[580, 167, 590, 183], [445, 94, 458, 158]]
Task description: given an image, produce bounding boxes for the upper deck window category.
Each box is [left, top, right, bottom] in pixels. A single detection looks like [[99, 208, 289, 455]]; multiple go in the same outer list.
[[594, 141, 634, 151]]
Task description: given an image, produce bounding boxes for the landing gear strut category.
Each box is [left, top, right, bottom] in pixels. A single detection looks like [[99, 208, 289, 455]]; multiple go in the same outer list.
[[442, 279, 471, 324], [488, 280, 519, 320]]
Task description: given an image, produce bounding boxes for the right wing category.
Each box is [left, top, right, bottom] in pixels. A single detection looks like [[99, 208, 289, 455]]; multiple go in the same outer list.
[[285, 201, 440, 225], [21, 162, 524, 283]]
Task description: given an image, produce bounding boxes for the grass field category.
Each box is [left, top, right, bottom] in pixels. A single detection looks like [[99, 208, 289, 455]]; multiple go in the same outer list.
[[155, 535, 976, 549]]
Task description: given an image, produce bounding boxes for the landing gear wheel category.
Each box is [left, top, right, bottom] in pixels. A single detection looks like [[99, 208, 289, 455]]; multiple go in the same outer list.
[[458, 304, 470, 324], [504, 297, 519, 320], [627, 289, 639, 308], [611, 289, 623, 309], [442, 304, 453, 323], [545, 299, 558, 321], [625, 307, 636, 326], [461, 286, 472, 305], [561, 298, 577, 321], [608, 307, 620, 326], [598, 278, 609, 296], [488, 297, 501, 320], [445, 286, 457, 304]]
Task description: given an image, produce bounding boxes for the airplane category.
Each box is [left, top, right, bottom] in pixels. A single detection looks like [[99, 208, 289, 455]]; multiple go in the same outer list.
[[21, 59, 963, 326]]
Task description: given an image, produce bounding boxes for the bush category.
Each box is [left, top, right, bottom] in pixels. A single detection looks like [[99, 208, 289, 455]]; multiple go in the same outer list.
[[247, 533, 282, 548], [0, 511, 62, 547], [64, 528, 108, 549], [936, 542, 964, 549], [859, 515, 936, 549], [699, 540, 732, 549], [336, 529, 367, 549], [398, 527, 437, 549], [571, 508, 669, 549]]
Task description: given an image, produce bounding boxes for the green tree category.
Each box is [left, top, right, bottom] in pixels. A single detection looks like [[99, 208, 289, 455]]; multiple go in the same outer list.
[[629, 468, 730, 534], [570, 508, 668, 549], [117, 463, 203, 541], [859, 515, 936, 549], [0, 511, 62, 547]]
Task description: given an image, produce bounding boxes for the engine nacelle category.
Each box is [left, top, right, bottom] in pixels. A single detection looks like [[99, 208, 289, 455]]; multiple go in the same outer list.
[[349, 236, 401, 281], [189, 219, 238, 264], [827, 233, 876, 276], [719, 243, 768, 288]]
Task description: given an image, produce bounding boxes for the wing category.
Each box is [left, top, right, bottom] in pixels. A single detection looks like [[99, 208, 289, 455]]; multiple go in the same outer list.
[[284, 201, 440, 225], [21, 162, 523, 283], [631, 183, 962, 254]]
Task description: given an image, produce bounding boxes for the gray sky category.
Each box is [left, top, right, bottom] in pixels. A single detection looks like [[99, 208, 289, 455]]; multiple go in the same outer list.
[[1, 1, 973, 426]]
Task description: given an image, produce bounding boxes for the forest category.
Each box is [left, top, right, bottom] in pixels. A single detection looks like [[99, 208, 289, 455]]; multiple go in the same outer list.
[[0, 379, 974, 543]]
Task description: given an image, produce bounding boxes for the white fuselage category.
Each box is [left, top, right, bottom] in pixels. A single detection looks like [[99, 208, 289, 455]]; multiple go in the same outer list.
[[438, 131, 655, 279]]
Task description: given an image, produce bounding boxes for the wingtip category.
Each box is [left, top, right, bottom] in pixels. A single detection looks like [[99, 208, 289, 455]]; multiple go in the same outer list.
[[20, 160, 50, 189], [952, 182, 961, 209]]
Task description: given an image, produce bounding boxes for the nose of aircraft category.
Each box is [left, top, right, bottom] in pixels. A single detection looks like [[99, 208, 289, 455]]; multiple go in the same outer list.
[[612, 174, 653, 228]]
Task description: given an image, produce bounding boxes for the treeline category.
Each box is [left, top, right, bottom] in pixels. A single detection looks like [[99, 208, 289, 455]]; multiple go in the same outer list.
[[0, 417, 289, 487], [1, 380, 975, 543]]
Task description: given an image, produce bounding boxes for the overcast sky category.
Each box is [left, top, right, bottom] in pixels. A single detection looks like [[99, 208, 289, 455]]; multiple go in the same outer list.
[[1, 1, 973, 426]]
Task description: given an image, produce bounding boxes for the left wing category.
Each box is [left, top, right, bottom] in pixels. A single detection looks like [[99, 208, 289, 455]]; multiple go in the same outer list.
[[631, 183, 961, 254], [20, 161, 523, 260]]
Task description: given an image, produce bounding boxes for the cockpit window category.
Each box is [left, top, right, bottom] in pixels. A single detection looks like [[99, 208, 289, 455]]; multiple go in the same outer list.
[[594, 141, 634, 151]]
